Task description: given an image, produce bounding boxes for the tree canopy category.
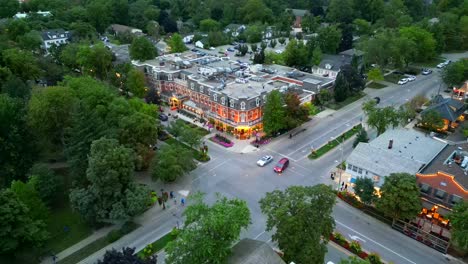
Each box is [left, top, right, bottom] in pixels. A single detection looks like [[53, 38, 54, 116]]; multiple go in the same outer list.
[[166, 193, 250, 264], [354, 177, 376, 204], [130, 36, 158, 61], [448, 201, 468, 251], [259, 184, 336, 264], [262, 90, 286, 135], [363, 100, 404, 135]]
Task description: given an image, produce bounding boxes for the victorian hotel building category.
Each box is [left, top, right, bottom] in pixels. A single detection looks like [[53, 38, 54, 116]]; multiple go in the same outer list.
[[133, 52, 315, 139]]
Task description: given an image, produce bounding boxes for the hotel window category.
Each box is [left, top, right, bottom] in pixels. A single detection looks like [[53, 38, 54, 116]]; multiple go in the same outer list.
[[230, 100, 235, 108], [213, 94, 217, 102], [240, 101, 246, 110], [200, 86, 204, 93], [358, 168, 363, 174], [168, 74, 173, 80], [256, 97, 260, 106], [450, 194, 462, 205], [190, 83, 194, 90], [352, 165, 358, 172], [419, 183, 431, 194], [434, 189, 447, 200], [221, 97, 225, 105], [347, 164, 352, 170]]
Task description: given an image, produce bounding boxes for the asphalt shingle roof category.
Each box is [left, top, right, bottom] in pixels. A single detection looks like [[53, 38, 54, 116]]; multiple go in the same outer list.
[[421, 95, 466, 122], [228, 239, 285, 264]]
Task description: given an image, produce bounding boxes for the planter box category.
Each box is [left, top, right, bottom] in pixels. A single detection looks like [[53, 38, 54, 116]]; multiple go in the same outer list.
[[210, 136, 234, 148]]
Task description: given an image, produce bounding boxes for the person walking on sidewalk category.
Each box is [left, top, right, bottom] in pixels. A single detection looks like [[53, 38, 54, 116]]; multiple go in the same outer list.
[[181, 197, 185, 206]]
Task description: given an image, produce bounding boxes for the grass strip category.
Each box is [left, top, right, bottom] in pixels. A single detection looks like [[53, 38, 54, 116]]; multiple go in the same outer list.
[[367, 82, 387, 89], [309, 124, 362, 159], [165, 137, 210, 162], [137, 231, 177, 260], [325, 93, 365, 110]]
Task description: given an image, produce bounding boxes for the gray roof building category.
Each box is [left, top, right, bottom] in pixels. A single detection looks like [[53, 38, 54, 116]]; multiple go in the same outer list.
[[228, 239, 285, 264], [346, 129, 447, 186], [421, 95, 466, 122]]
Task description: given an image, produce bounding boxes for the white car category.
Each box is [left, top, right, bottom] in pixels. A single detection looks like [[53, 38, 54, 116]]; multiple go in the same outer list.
[[257, 155, 273, 167], [407, 75, 416, 81], [437, 63, 445, 68], [209, 47, 215, 50], [398, 78, 409, 85], [275, 49, 284, 54]]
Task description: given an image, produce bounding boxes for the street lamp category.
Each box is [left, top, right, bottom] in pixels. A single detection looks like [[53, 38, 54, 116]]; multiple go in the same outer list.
[[331, 136, 344, 191]]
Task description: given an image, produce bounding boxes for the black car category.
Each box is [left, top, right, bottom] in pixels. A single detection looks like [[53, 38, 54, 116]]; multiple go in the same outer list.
[[374, 97, 381, 104], [159, 113, 168, 121], [191, 48, 198, 52]]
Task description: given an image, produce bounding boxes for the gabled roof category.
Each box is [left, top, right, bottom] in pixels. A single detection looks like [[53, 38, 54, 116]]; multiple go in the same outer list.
[[287, 9, 309, 17], [317, 54, 352, 71], [41, 29, 70, 41], [422, 95, 466, 122], [228, 239, 285, 264]]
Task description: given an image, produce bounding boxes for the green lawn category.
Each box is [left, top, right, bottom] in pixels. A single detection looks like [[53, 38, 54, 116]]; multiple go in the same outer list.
[[137, 232, 176, 260], [384, 73, 405, 84], [178, 119, 210, 136], [325, 92, 365, 110], [57, 236, 109, 264], [366, 82, 387, 89], [165, 137, 210, 162], [309, 124, 362, 159]]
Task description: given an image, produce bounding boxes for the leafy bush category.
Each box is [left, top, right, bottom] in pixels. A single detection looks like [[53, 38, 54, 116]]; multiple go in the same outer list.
[[367, 253, 383, 264], [350, 240, 362, 254], [107, 230, 122, 243], [333, 232, 347, 245]]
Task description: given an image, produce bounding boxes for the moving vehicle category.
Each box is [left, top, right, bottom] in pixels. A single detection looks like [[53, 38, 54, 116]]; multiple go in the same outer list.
[[398, 78, 409, 85], [159, 113, 168, 121], [257, 155, 273, 167], [421, 69, 432, 75], [274, 158, 289, 173], [407, 75, 416, 81]]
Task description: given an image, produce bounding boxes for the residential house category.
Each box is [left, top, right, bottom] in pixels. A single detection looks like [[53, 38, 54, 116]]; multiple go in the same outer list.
[[416, 143, 468, 214], [311, 49, 364, 79], [41, 29, 71, 53], [286, 9, 309, 29], [228, 239, 285, 264], [224, 24, 246, 37], [133, 51, 315, 139], [420, 95, 466, 130], [346, 128, 447, 188], [14, 10, 52, 19]]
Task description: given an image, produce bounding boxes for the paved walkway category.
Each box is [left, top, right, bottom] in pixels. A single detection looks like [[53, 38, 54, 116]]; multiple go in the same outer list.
[[40, 225, 120, 264]]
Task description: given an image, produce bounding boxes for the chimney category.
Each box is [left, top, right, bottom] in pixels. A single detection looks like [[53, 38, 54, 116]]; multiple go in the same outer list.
[[388, 139, 393, 149]]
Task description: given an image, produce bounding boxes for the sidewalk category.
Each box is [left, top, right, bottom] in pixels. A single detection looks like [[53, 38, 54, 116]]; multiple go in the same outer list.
[[40, 225, 120, 264]]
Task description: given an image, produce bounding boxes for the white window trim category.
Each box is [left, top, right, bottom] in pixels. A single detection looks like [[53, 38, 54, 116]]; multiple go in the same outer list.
[[168, 74, 173, 81], [190, 83, 194, 90], [240, 101, 246, 110], [256, 97, 260, 106], [221, 97, 225, 105], [213, 94, 217, 102], [230, 100, 235, 108]]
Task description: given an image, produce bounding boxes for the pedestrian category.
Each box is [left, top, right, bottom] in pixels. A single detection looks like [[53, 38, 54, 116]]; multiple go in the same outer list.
[[330, 173, 334, 180], [157, 197, 162, 206], [163, 192, 169, 202], [344, 184, 348, 190], [289, 133, 292, 139], [342, 181, 345, 186], [181, 197, 185, 206], [170, 191, 174, 199]]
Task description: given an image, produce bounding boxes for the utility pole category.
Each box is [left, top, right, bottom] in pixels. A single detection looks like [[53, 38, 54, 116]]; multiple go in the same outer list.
[[331, 136, 345, 191]]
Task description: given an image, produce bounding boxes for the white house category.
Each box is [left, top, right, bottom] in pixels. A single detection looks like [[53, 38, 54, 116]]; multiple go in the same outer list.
[[195, 40, 204, 49], [311, 49, 364, 79], [14, 10, 52, 19], [183, 35, 194, 44], [345, 129, 447, 187], [41, 29, 71, 53]]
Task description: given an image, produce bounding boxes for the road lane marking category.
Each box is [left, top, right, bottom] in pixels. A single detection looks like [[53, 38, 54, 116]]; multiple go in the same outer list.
[[335, 220, 417, 264], [254, 231, 266, 239], [208, 159, 230, 172]]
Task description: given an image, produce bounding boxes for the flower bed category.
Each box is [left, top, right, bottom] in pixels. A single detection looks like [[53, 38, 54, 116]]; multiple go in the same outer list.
[[330, 232, 383, 263], [250, 136, 272, 146], [210, 134, 234, 148]]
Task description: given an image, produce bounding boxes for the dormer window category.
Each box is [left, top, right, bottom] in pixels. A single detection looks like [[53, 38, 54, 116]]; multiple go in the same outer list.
[[221, 97, 225, 105], [191, 83, 194, 90], [256, 97, 260, 106], [230, 100, 235, 108], [213, 94, 217, 102], [240, 101, 246, 110], [200, 86, 204, 93], [168, 74, 173, 80]]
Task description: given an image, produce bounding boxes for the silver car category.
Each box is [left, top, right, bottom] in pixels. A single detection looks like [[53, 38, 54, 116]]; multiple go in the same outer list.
[[257, 155, 273, 167]]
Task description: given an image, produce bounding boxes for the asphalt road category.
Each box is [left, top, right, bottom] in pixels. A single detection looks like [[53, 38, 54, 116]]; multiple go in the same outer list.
[[79, 54, 468, 264]]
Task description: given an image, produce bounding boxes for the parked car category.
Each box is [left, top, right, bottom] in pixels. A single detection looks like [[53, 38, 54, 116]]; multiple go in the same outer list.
[[191, 48, 198, 52], [286, 71, 305, 78], [209, 47, 215, 50], [227, 47, 235, 52], [398, 78, 409, 85], [257, 155, 273, 167], [421, 68, 432, 75], [443, 60, 451, 65], [261, 68, 277, 74], [436, 63, 445, 69], [407, 75, 416, 81], [159, 113, 168, 121], [273, 158, 289, 173], [374, 97, 381, 104]]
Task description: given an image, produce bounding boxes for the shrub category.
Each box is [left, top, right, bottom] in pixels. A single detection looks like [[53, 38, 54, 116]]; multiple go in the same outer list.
[[107, 230, 123, 243], [350, 240, 362, 254], [171, 227, 180, 238], [368, 253, 383, 264], [333, 232, 347, 245], [120, 221, 137, 234]]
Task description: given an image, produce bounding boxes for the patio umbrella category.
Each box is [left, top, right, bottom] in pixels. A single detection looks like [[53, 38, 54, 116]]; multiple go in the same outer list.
[[178, 190, 190, 197]]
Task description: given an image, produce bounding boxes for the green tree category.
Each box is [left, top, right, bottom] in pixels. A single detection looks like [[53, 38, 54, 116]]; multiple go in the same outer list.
[[69, 138, 150, 224], [327, 0, 354, 23], [77, 43, 113, 80], [269, 39, 277, 48], [448, 201, 468, 251], [241, 0, 272, 23], [367, 68, 384, 82], [376, 173, 421, 222], [168, 33, 188, 53], [278, 37, 286, 45], [362, 100, 402, 135], [130, 36, 158, 61], [262, 90, 286, 135], [0, 0, 19, 18], [442, 59, 468, 87], [86, 0, 112, 33], [199, 18, 220, 32], [60, 43, 81, 70], [166, 193, 251, 264], [399, 26, 436, 62], [28, 86, 77, 149], [10, 180, 49, 221], [353, 19, 372, 36], [28, 163, 62, 206], [1, 76, 31, 100], [420, 110, 444, 131], [0, 189, 48, 254], [318, 25, 342, 54], [2, 48, 41, 81], [259, 185, 336, 264], [311, 46, 322, 66], [150, 144, 195, 182], [126, 69, 147, 98], [353, 0, 385, 23], [334, 73, 349, 102], [284, 92, 309, 129], [353, 127, 369, 148], [18, 30, 43, 51], [0, 94, 37, 187], [354, 177, 376, 204], [283, 39, 307, 66]]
